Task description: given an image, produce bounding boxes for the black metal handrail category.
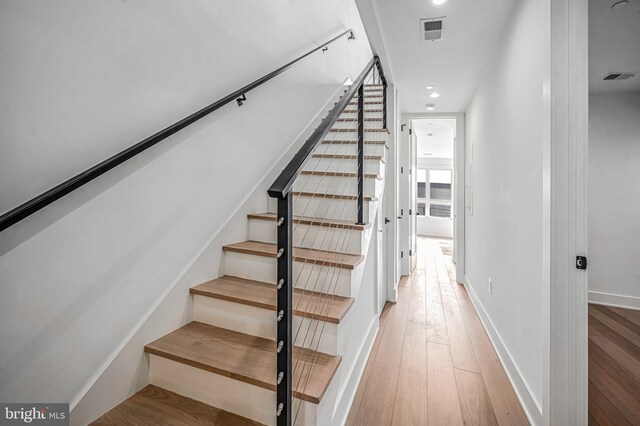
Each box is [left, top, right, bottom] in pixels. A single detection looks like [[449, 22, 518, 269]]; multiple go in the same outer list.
[[269, 55, 387, 426], [0, 29, 356, 233]]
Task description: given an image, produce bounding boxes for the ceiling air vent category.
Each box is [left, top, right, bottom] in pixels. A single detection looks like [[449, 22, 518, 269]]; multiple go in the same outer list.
[[420, 18, 445, 42], [603, 72, 635, 81]]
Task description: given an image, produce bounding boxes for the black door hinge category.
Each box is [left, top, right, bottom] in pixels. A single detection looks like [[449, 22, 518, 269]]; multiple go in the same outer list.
[[409, 249, 412, 256], [409, 128, 412, 135], [576, 256, 587, 270], [401, 251, 404, 258], [401, 208, 403, 215], [401, 124, 406, 132], [409, 209, 412, 216]]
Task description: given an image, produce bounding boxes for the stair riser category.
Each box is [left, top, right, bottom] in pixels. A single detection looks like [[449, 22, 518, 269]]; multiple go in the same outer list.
[[268, 195, 373, 223], [292, 197, 376, 224], [303, 157, 385, 176], [317, 144, 386, 157], [148, 355, 318, 426], [327, 131, 387, 141], [224, 251, 356, 297], [249, 219, 364, 254], [294, 175, 381, 199], [339, 111, 384, 120], [193, 295, 339, 355], [332, 121, 382, 130]]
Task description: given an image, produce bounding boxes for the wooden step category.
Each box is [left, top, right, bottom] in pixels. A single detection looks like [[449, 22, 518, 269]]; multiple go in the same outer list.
[[346, 101, 382, 105], [90, 384, 263, 425], [293, 191, 378, 202], [342, 109, 383, 113], [300, 170, 381, 179], [223, 241, 364, 269], [312, 153, 385, 163], [145, 322, 341, 404], [329, 128, 388, 133], [248, 212, 370, 230], [321, 140, 389, 149], [336, 118, 382, 122], [191, 276, 354, 324]]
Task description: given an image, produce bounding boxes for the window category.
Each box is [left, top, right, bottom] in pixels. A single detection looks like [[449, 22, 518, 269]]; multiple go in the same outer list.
[[416, 168, 452, 218], [417, 169, 427, 216]]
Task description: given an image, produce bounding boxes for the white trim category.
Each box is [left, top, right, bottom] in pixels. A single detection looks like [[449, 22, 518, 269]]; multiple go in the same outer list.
[[546, 0, 589, 424], [464, 277, 543, 425], [588, 291, 640, 311]]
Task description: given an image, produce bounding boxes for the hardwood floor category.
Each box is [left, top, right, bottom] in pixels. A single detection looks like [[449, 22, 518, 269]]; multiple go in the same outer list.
[[588, 304, 640, 425], [91, 385, 264, 425], [346, 237, 528, 426]]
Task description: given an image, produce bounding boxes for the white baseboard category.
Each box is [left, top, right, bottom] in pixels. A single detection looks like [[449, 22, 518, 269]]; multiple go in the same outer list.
[[588, 291, 640, 311], [463, 276, 543, 425]]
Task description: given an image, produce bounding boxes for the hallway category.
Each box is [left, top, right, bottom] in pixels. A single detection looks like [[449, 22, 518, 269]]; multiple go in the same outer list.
[[346, 237, 528, 425]]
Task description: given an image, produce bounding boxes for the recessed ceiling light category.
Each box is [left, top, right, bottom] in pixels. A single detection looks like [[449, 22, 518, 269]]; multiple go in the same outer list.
[[611, 0, 629, 9], [423, 153, 433, 156], [426, 85, 435, 90], [432, 0, 448, 5], [430, 92, 440, 98], [426, 104, 435, 111]]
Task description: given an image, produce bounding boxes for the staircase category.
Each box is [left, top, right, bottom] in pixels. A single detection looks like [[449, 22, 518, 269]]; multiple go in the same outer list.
[[91, 73, 388, 424]]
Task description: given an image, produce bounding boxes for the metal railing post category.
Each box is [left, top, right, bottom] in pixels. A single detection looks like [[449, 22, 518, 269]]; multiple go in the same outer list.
[[357, 84, 365, 226], [276, 193, 293, 426]]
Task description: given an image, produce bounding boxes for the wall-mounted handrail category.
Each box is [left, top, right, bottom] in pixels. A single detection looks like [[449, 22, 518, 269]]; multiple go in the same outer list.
[[0, 29, 356, 233]]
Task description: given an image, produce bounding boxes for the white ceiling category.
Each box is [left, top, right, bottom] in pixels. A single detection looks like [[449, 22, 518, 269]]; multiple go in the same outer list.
[[356, 0, 517, 113], [589, 0, 640, 93], [414, 118, 455, 158]]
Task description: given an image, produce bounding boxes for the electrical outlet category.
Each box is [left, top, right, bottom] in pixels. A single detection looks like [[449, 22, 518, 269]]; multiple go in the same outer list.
[[488, 277, 493, 294]]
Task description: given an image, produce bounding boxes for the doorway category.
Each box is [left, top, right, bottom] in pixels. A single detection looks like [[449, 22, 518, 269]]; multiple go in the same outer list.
[[398, 114, 465, 285], [586, 0, 640, 422]]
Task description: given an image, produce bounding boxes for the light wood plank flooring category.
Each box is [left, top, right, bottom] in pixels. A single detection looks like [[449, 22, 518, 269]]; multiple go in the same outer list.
[[588, 304, 640, 425], [346, 237, 528, 426]]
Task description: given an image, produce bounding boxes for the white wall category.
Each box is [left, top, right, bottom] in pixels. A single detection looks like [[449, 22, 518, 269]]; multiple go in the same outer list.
[[464, 0, 545, 421], [588, 92, 640, 309], [0, 0, 373, 411]]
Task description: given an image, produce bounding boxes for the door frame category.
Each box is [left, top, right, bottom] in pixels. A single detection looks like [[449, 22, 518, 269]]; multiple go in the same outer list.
[[544, 0, 589, 423], [403, 112, 465, 284]]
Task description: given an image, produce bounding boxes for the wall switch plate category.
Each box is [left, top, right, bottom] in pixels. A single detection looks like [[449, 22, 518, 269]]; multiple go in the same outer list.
[[488, 277, 493, 294]]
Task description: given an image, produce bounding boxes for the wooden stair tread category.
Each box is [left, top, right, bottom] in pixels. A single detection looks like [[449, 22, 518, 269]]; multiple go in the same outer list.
[[342, 109, 383, 113], [144, 322, 341, 404], [312, 153, 385, 163], [347, 101, 383, 105], [223, 241, 364, 269], [329, 128, 389, 133], [321, 140, 389, 149], [336, 118, 382, 122], [300, 170, 381, 179], [90, 384, 263, 426], [191, 276, 354, 324], [247, 213, 370, 230], [293, 191, 378, 202]]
